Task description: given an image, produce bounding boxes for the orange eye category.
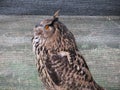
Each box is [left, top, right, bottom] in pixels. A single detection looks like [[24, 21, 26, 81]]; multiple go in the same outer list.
[[45, 25, 49, 30]]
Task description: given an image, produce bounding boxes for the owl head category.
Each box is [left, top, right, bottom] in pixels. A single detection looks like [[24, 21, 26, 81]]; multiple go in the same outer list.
[[34, 10, 64, 39], [33, 10, 78, 52]]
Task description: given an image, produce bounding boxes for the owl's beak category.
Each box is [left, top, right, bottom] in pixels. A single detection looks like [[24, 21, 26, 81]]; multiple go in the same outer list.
[[34, 27, 43, 35], [35, 24, 40, 28]]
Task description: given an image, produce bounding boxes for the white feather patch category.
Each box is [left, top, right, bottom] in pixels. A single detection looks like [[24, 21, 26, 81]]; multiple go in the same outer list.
[[59, 51, 71, 63]]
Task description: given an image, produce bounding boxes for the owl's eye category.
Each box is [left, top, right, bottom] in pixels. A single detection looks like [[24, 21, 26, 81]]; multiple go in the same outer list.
[[45, 25, 50, 30]]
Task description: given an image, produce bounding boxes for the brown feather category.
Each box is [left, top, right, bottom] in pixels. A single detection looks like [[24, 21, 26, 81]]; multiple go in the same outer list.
[[32, 13, 105, 90]]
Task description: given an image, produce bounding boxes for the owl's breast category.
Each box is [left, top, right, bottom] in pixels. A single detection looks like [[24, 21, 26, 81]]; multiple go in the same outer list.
[[32, 37, 57, 89], [32, 36, 47, 53]]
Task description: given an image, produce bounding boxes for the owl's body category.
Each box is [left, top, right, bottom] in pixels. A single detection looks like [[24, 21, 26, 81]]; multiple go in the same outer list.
[[32, 11, 104, 90]]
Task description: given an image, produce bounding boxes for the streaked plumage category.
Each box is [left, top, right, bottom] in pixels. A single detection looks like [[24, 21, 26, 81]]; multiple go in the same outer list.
[[32, 11, 105, 90]]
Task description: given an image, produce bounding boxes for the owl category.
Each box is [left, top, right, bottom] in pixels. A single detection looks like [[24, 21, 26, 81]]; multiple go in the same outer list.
[[32, 10, 105, 90]]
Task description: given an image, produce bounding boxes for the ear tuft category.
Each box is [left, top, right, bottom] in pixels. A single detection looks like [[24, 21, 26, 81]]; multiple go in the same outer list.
[[53, 10, 60, 19]]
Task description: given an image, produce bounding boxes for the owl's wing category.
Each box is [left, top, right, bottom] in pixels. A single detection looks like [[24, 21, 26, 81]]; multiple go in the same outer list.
[[45, 54, 68, 86], [45, 55, 62, 86], [46, 51, 104, 89], [46, 52, 88, 84]]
